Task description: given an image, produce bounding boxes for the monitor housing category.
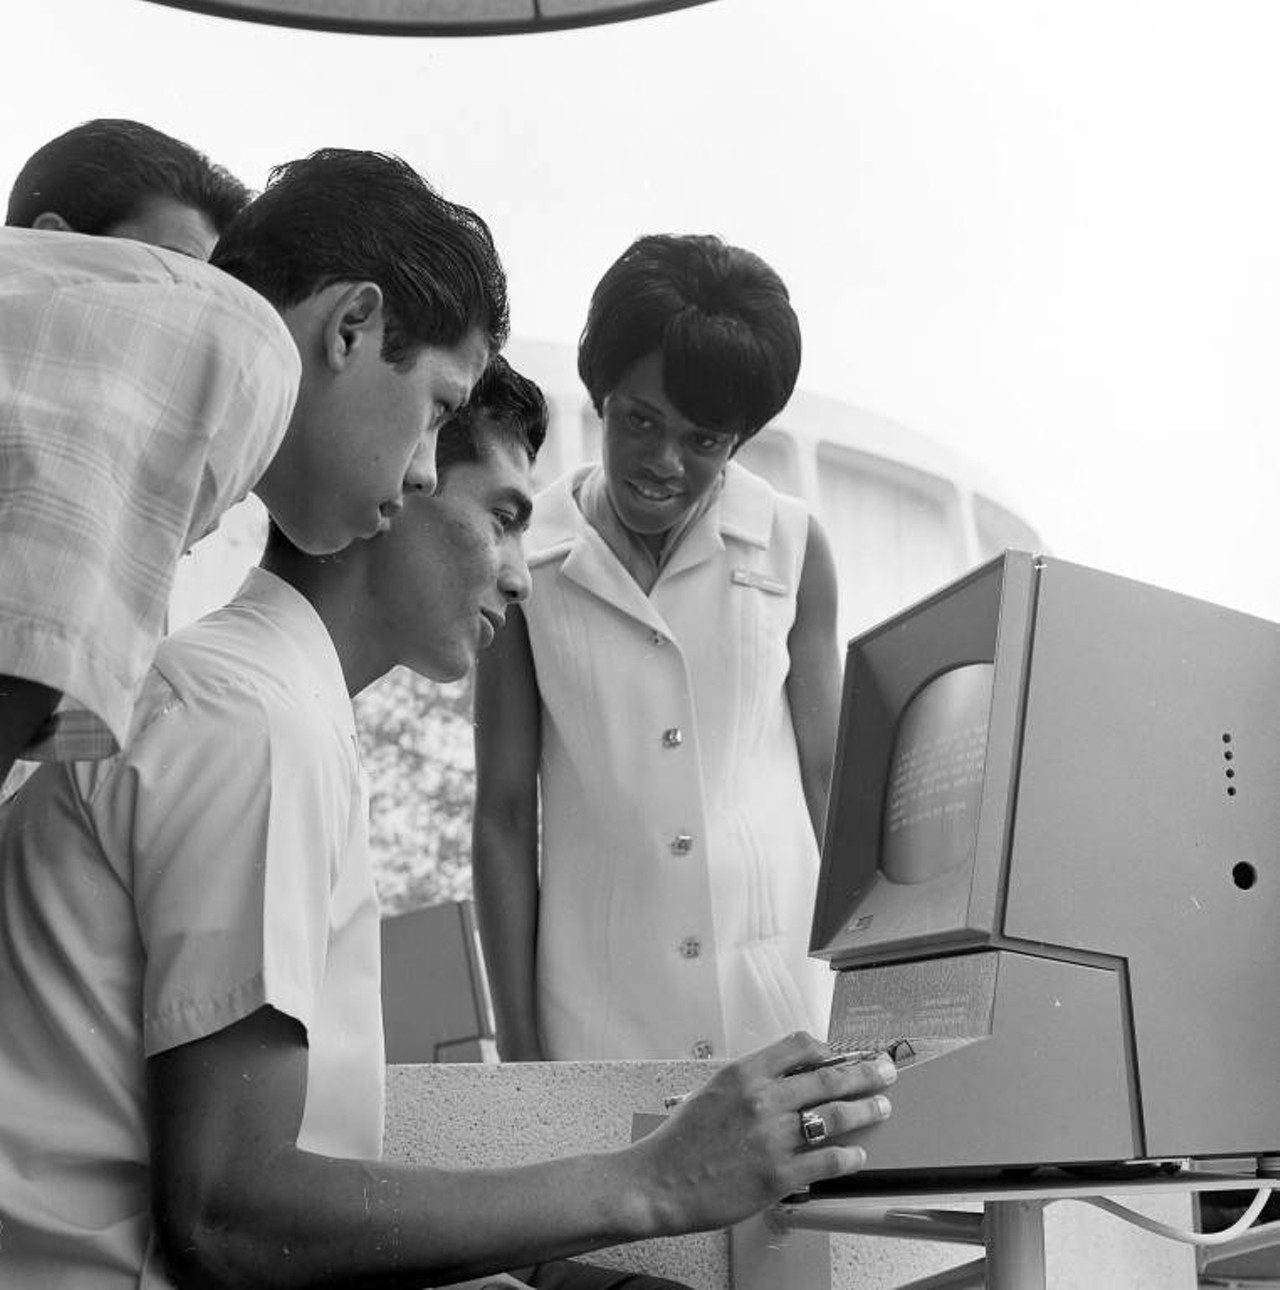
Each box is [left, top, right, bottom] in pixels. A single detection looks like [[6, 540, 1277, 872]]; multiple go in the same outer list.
[[813, 551, 1280, 1178]]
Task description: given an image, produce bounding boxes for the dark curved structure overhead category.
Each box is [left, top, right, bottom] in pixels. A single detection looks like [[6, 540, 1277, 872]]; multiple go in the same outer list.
[[136, 0, 718, 37]]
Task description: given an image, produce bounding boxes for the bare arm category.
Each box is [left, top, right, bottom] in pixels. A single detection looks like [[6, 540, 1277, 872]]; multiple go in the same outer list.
[[148, 1006, 895, 1289], [0, 674, 59, 787], [472, 607, 545, 1060], [784, 517, 843, 844]]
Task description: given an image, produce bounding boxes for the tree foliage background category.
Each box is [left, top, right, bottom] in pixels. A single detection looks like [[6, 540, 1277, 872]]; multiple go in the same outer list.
[[353, 666, 477, 916]]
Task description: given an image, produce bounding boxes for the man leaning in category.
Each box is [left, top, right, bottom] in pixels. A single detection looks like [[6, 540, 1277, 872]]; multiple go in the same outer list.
[[0, 146, 504, 788]]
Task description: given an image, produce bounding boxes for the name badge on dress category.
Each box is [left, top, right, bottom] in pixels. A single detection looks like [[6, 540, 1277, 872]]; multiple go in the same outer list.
[[731, 569, 788, 595]]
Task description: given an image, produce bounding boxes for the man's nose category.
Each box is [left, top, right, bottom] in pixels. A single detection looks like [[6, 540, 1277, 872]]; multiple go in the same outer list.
[[501, 546, 532, 605], [404, 434, 438, 497]]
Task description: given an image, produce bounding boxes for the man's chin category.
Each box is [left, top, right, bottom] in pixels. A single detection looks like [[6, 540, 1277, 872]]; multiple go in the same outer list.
[[411, 652, 471, 685]]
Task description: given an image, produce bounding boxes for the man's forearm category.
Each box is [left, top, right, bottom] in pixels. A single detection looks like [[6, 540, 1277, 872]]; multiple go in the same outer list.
[[153, 1015, 895, 1290], [160, 1142, 660, 1289]]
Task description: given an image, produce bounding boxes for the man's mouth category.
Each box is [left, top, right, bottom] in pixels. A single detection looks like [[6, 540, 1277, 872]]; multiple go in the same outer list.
[[371, 498, 402, 538], [479, 610, 503, 646]]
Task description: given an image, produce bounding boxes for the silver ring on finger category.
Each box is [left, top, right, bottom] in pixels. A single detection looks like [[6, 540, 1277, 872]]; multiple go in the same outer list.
[[799, 1108, 828, 1146]]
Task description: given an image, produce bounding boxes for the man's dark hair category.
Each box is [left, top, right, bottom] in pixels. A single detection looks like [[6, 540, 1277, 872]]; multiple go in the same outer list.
[[211, 149, 509, 366], [436, 356, 546, 475], [577, 233, 801, 441], [5, 118, 251, 235]]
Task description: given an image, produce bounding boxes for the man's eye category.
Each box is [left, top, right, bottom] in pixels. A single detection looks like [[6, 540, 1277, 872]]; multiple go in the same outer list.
[[626, 410, 654, 431]]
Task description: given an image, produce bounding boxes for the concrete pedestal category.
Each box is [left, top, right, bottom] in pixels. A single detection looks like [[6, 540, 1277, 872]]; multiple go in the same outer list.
[[383, 1061, 1196, 1289]]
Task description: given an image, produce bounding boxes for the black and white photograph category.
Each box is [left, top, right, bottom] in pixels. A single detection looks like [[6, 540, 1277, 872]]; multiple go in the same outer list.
[[1, 3, 1278, 1287]]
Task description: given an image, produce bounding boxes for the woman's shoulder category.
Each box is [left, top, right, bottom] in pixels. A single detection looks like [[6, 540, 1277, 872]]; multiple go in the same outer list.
[[721, 460, 810, 542]]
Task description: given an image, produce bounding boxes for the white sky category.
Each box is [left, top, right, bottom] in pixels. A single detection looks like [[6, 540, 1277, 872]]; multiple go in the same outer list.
[[4, 0, 1279, 621]]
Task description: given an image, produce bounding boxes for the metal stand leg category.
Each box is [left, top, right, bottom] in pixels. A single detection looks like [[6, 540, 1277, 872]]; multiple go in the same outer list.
[[754, 1194, 1050, 1289], [781, 1201, 984, 1246], [731, 1210, 832, 1290], [984, 1200, 1046, 1290], [894, 1260, 987, 1290], [760, 1199, 988, 1289]]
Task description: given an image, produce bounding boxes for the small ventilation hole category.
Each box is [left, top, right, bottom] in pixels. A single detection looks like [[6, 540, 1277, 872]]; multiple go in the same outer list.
[[1233, 862, 1257, 891]]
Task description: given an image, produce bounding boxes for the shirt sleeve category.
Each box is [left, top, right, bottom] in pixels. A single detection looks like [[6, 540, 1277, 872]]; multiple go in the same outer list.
[[87, 669, 357, 1058], [0, 266, 298, 756]]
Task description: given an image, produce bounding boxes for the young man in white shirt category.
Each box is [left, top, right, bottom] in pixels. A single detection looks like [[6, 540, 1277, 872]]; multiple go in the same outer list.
[[0, 356, 896, 1289]]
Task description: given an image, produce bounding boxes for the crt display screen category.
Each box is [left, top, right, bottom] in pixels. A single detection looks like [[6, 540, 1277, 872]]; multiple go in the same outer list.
[[882, 662, 993, 887]]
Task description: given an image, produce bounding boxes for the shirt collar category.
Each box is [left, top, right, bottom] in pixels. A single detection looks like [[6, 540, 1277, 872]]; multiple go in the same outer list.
[[231, 566, 355, 740]]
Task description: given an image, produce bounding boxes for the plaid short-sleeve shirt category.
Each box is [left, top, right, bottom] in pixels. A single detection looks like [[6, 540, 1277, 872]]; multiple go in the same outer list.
[[0, 227, 300, 761]]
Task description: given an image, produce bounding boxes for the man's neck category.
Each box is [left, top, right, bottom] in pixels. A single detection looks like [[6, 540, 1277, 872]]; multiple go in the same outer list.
[[258, 551, 390, 697]]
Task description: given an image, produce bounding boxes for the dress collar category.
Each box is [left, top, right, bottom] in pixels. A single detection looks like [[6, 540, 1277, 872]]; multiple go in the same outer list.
[[575, 466, 725, 595], [528, 462, 776, 628]]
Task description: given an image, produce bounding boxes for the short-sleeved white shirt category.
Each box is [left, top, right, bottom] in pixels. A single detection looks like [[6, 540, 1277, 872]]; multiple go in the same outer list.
[[0, 227, 301, 760], [0, 567, 382, 1288]]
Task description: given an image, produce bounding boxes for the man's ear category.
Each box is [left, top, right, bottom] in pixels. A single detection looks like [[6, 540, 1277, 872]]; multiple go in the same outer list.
[[321, 281, 385, 373], [31, 212, 75, 233]]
